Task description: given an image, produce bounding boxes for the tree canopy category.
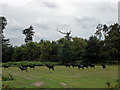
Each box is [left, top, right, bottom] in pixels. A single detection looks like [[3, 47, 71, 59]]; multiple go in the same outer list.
[[2, 17, 120, 64]]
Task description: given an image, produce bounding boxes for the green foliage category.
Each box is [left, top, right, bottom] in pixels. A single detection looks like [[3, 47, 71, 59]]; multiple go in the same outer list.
[[2, 83, 15, 88], [74, 60, 84, 64], [106, 80, 119, 88], [71, 37, 87, 61], [57, 38, 74, 63], [85, 36, 101, 63], [95, 23, 120, 64], [2, 22, 120, 64], [2, 45, 14, 63], [2, 61, 60, 66], [2, 74, 14, 81]]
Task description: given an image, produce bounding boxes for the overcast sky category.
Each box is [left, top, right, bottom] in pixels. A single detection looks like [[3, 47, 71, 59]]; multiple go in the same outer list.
[[0, 0, 119, 46]]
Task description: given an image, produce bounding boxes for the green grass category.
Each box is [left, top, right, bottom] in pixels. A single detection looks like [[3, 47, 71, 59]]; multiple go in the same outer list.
[[2, 65, 118, 88]]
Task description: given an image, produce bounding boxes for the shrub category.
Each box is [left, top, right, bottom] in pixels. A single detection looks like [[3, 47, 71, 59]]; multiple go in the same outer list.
[[2, 74, 14, 81], [2, 83, 15, 88], [2, 61, 61, 67], [74, 60, 84, 65]]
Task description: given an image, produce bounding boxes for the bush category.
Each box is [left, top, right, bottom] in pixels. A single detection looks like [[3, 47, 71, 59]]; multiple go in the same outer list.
[[2, 74, 14, 81], [2, 83, 15, 88], [74, 60, 84, 65], [2, 61, 61, 67]]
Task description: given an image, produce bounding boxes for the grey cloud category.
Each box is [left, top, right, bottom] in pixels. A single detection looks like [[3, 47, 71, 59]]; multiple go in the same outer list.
[[75, 17, 100, 29], [97, 2, 116, 12], [42, 2, 59, 9], [1, 1, 117, 46], [32, 0, 59, 9]]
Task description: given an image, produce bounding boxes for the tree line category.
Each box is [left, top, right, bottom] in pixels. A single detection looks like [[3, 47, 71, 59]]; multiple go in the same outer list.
[[1, 16, 120, 64]]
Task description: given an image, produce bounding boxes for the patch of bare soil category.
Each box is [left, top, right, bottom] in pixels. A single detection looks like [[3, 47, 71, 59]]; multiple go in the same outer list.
[[29, 75, 41, 79], [61, 82, 66, 87], [12, 74, 18, 76], [23, 76, 33, 80], [32, 81, 44, 87], [20, 76, 33, 80], [47, 78, 53, 81]]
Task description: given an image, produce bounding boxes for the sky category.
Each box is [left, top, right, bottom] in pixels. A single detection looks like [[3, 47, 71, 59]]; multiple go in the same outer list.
[[0, 0, 119, 46]]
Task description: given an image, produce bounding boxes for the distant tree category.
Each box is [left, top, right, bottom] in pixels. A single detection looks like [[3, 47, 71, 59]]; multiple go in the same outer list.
[[0, 16, 10, 45], [57, 38, 74, 63], [85, 36, 101, 64], [57, 28, 72, 41], [95, 24, 103, 40], [2, 45, 15, 62], [23, 25, 35, 43], [0, 16, 13, 62], [39, 40, 52, 61], [12, 46, 23, 61], [71, 37, 87, 62], [95, 23, 120, 64]]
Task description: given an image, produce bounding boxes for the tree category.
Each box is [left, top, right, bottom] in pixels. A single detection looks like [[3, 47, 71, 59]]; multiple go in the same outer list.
[[39, 40, 53, 62], [0, 16, 10, 45], [2, 45, 14, 62], [23, 25, 35, 43], [71, 37, 87, 62], [0, 16, 13, 62], [57, 28, 72, 41], [95, 23, 120, 64], [57, 38, 74, 63], [85, 36, 101, 64]]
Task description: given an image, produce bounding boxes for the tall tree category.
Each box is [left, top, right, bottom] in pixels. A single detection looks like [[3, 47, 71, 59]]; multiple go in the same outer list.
[[57, 39, 74, 63], [85, 36, 100, 64], [71, 37, 87, 62], [0, 16, 10, 45], [57, 28, 72, 41], [0, 16, 13, 62], [23, 25, 35, 43], [95, 23, 120, 63]]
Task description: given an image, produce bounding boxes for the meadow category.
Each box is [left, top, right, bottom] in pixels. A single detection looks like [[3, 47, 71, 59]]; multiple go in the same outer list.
[[2, 65, 118, 88]]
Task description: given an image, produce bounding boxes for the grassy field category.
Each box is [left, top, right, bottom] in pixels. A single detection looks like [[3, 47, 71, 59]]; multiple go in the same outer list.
[[2, 65, 118, 88]]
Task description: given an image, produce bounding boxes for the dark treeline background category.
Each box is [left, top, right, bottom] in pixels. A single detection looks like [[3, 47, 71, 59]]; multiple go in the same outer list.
[[1, 17, 120, 64]]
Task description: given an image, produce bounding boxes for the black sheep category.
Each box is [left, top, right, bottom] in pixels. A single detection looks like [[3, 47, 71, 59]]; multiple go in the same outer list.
[[46, 64, 54, 70], [101, 64, 106, 69], [77, 65, 84, 69], [89, 64, 95, 68], [83, 64, 88, 68], [29, 65, 35, 69], [65, 64, 70, 68], [19, 66, 27, 72], [71, 64, 78, 68], [3, 65, 9, 69]]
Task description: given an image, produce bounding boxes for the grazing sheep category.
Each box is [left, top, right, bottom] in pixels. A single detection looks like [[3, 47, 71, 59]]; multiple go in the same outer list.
[[64, 64, 70, 68], [3, 65, 9, 69], [83, 64, 88, 68], [89, 64, 95, 68], [19, 66, 27, 72], [29, 65, 35, 69], [77, 65, 84, 69], [46, 64, 54, 70], [101, 64, 106, 69], [71, 64, 78, 68]]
